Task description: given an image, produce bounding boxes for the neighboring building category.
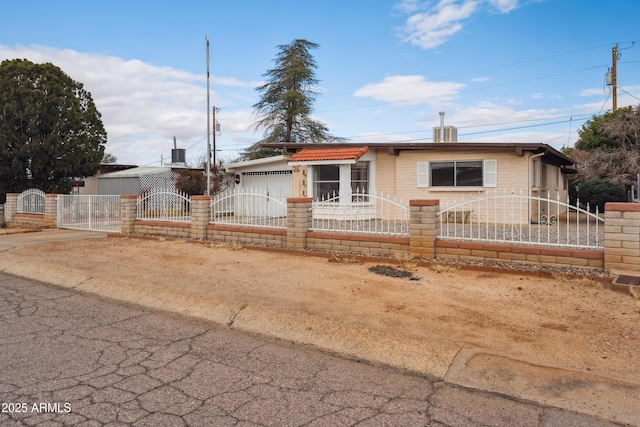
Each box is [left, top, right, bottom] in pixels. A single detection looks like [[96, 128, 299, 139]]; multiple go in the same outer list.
[[71, 163, 137, 195], [97, 166, 203, 195], [259, 141, 575, 223]]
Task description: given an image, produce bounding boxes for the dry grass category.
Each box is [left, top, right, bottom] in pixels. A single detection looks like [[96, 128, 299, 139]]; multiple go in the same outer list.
[[630, 286, 640, 300], [207, 241, 245, 251], [395, 253, 418, 271], [328, 253, 362, 264], [429, 264, 460, 274]]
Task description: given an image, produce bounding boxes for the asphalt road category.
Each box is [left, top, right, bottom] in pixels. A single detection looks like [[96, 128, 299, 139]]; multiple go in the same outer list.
[[0, 273, 622, 426]]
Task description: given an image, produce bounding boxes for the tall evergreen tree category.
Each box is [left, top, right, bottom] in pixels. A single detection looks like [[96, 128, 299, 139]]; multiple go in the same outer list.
[[0, 59, 107, 199], [244, 39, 342, 160]]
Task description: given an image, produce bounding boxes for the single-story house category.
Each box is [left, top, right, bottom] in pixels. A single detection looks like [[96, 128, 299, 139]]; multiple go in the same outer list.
[[97, 165, 203, 195], [71, 163, 137, 195], [258, 141, 576, 224]]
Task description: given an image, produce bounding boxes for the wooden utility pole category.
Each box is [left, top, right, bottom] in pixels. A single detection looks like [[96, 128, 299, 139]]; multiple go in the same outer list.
[[612, 44, 618, 111], [206, 36, 211, 195], [212, 106, 217, 167]]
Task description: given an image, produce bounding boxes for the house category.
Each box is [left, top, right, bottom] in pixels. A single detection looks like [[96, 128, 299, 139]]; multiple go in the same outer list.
[[71, 163, 137, 195], [97, 165, 203, 195], [259, 141, 575, 223]]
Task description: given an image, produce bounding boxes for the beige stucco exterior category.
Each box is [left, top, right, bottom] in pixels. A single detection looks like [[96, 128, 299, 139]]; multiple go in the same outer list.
[[289, 145, 571, 225]]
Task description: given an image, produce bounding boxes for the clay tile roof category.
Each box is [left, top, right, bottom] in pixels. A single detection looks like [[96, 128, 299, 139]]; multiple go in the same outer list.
[[289, 146, 369, 162]]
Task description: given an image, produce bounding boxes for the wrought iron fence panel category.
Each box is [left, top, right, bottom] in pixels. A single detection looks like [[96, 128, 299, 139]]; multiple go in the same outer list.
[[309, 189, 409, 236], [437, 189, 604, 250], [210, 188, 287, 229], [57, 195, 121, 233], [137, 188, 191, 222], [17, 188, 45, 214]]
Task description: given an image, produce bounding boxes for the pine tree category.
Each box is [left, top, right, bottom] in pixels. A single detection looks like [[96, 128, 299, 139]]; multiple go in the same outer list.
[[244, 39, 342, 160]]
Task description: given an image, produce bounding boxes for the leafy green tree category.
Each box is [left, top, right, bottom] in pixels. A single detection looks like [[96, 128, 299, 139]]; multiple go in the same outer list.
[[244, 39, 342, 160], [0, 59, 107, 199], [570, 105, 640, 189], [574, 106, 640, 157]]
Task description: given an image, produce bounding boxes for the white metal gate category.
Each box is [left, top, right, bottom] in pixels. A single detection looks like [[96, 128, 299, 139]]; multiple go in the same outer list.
[[57, 195, 121, 233]]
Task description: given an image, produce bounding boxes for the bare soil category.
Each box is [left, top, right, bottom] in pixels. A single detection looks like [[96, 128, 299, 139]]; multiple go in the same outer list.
[[2, 235, 639, 385]]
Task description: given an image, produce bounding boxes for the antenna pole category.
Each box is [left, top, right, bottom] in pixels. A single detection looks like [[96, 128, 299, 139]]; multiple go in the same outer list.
[[206, 36, 211, 195]]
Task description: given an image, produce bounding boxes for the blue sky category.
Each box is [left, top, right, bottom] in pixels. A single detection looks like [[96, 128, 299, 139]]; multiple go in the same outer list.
[[2, 0, 639, 166]]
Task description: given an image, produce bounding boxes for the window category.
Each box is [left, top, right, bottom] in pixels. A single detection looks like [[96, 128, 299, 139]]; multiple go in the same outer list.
[[417, 160, 496, 188], [311, 162, 371, 202], [313, 165, 340, 200], [431, 161, 483, 187], [351, 162, 369, 201], [532, 159, 546, 188]]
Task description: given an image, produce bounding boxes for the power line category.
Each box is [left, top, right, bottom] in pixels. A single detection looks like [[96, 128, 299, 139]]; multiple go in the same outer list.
[[345, 114, 592, 141], [620, 87, 640, 102]]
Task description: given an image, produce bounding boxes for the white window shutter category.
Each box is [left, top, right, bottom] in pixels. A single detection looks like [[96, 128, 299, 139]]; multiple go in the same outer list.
[[483, 159, 497, 187], [417, 162, 429, 187]]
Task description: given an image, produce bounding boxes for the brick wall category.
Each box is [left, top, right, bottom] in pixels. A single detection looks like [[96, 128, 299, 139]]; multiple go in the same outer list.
[[435, 240, 604, 270], [306, 231, 410, 256], [13, 213, 46, 228], [9, 193, 58, 228], [207, 224, 286, 246], [604, 203, 640, 274], [133, 220, 191, 238], [4, 190, 628, 273]]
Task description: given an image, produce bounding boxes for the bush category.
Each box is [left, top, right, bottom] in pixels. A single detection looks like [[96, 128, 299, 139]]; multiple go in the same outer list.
[[571, 177, 627, 212]]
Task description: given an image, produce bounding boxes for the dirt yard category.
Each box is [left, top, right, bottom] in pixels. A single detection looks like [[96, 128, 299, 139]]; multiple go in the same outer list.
[[1, 234, 639, 385]]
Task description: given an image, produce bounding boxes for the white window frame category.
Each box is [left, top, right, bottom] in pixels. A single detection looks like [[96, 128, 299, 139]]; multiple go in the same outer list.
[[305, 155, 376, 202]]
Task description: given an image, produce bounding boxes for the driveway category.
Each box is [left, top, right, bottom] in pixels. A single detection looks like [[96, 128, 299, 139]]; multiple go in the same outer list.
[[0, 229, 107, 251]]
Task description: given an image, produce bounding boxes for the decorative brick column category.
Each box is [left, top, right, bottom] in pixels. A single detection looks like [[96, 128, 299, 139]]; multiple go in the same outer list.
[[44, 194, 58, 228], [287, 197, 313, 249], [409, 200, 440, 260], [191, 195, 213, 240], [5, 193, 18, 225], [604, 202, 640, 274], [120, 195, 138, 235]]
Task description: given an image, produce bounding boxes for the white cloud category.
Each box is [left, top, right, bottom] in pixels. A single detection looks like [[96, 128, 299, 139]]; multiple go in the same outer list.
[[353, 75, 465, 106], [486, 0, 518, 13], [393, 0, 422, 13], [580, 87, 608, 97], [471, 76, 490, 82], [396, 0, 520, 49], [0, 45, 258, 165]]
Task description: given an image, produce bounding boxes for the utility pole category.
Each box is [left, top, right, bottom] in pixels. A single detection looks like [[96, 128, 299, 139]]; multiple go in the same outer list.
[[212, 107, 219, 167], [206, 36, 211, 195], [609, 44, 619, 111]]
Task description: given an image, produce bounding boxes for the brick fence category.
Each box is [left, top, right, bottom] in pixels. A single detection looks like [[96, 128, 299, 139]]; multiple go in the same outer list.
[[5, 193, 640, 275], [4, 193, 56, 228]]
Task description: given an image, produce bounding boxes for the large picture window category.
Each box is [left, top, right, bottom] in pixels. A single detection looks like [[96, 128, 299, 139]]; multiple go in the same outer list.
[[431, 161, 483, 187], [417, 160, 496, 188]]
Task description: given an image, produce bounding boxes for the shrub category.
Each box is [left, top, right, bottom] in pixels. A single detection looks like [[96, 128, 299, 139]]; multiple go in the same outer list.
[[572, 177, 627, 212]]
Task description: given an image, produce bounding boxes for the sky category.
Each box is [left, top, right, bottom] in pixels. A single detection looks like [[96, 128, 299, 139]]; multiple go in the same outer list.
[[2, 0, 640, 167]]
